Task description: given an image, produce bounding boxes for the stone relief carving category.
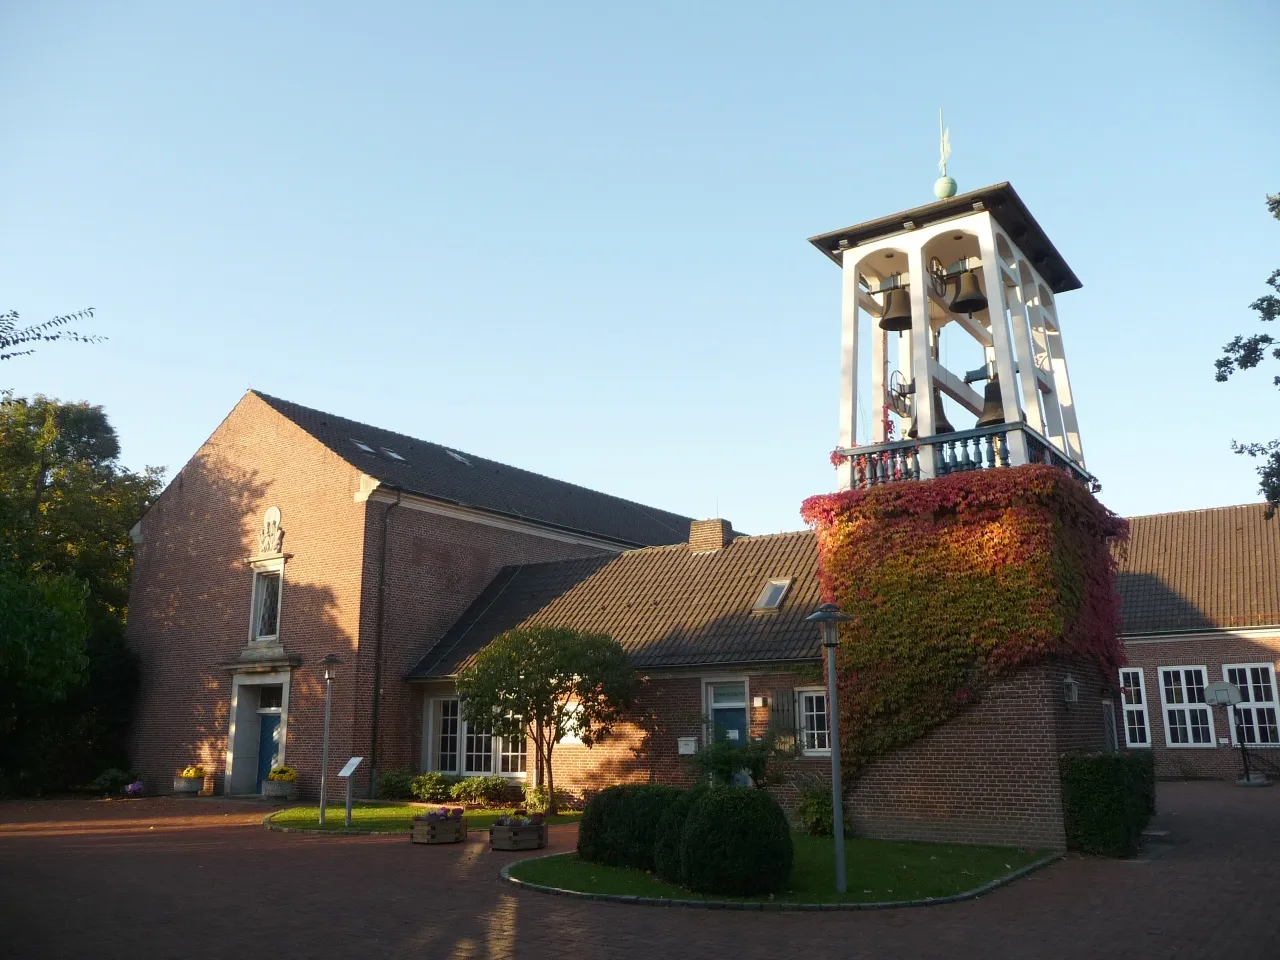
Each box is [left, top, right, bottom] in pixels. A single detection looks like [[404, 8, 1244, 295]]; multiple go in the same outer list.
[[259, 506, 284, 555]]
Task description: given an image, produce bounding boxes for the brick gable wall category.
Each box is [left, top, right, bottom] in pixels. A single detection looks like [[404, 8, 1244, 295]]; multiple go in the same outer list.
[[126, 393, 369, 795]]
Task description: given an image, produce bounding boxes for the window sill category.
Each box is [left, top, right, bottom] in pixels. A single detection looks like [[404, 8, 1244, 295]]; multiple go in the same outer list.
[[801, 750, 832, 758]]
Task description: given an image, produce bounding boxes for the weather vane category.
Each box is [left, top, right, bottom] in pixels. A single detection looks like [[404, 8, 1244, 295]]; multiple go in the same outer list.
[[934, 108, 957, 199]]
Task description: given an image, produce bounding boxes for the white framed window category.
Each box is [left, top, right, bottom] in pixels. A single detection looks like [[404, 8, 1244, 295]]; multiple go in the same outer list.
[[425, 698, 526, 777], [249, 560, 284, 642], [558, 701, 584, 746], [1224, 664, 1280, 748], [1119, 668, 1151, 748], [1159, 666, 1215, 748], [705, 679, 749, 743], [796, 687, 830, 755]]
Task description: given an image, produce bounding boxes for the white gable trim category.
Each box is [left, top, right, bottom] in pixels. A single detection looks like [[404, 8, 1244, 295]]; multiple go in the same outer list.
[[1124, 626, 1280, 645]]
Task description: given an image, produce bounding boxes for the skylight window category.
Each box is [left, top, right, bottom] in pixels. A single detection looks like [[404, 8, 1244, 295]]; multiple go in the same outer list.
[[351, 439, 375, 454], [446, 450, 472, 466], [381, 447, 406, 461], [752, 578, 792, 612]]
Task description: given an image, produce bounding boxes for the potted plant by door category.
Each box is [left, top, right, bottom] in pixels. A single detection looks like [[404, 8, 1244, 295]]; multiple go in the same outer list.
[[488, 810, 547, 851], [410, 807, 469, 844], [262, 766, 297, 800], [173, 765, 205, 795]]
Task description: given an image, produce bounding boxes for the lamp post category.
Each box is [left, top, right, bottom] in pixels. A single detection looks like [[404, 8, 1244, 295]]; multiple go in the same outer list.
[[318, 654, 343, 825], [805, 603, 853, 895]]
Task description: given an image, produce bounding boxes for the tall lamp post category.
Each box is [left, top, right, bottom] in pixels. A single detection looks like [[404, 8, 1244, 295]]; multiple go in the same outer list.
[[318, 654, 343, 825], [805, 603, 852, 895]]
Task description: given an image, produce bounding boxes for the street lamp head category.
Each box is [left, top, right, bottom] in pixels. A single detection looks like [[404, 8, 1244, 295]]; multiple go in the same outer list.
[[805, 603, 852, 648], [321, 653, 344, 681]]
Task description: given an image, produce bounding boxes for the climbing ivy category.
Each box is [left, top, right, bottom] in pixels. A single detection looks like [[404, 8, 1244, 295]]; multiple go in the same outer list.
[[800, 464, 1129, 780]]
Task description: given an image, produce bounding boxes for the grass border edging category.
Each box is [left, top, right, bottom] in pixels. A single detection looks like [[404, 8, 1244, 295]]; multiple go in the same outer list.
[[499, 850, 1064, 911], [261, 810, 386, 836]]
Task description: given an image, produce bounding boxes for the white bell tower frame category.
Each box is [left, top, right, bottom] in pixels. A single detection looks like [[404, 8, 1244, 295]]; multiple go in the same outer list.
[[811, 183, 1092, 492]]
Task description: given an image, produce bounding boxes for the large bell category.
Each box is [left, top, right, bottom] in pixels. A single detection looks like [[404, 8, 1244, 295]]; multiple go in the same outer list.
[[878, 287, 912, 332], [975, 377, 1005, 428], [949, 270, 988, 315], [906, 389, 955, 438]]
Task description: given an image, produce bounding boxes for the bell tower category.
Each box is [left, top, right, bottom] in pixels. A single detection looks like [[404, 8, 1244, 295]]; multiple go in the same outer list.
[[810, 180, 1095, 492]]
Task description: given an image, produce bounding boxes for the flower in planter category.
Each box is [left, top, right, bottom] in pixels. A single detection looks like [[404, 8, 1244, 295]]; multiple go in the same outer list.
[[179, 765, 206, 780], [266, 766, 297, 782], [125, 781, 145, 797]]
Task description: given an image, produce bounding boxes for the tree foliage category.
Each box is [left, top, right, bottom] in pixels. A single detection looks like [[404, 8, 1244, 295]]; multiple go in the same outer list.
[[0, 308, 102, 361], [455, 626, 636, 814], [0, 394, 162, 794], [1215, 193, 1280, 517]]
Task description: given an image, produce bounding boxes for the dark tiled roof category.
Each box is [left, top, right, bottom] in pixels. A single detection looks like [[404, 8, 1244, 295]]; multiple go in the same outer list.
[[1117, 504, 1280, 634], [253, 392, 693, 547], [408, 531, 822, 677]]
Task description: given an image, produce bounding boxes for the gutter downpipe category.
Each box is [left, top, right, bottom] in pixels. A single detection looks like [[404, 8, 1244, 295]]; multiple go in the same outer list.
[[368, 489, 402, 797]]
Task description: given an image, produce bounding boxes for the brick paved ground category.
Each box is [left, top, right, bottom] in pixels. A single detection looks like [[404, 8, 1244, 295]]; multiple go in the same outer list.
[[1, 782, 1277, 960]]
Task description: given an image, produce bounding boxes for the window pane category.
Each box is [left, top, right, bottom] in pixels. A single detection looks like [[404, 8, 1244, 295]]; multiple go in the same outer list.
[[1253, 667, 1274, 704], [1121, 671, 1143, 706], [711, 682, 746, 706], [801, 692, 829, 752], [465, 719, 493, 773], [1127, 709, 1148, 745], [1189, 708, 1211, 744], [1163, 671, 1184, 705], [1168, 709, 1188, 744], [436, 700, 459, 772], [499, 733, 527, 774], [1258, 707, 1279, 744], [258, 685, 283, 710], [1185, 670, 1207, 703], [254, 572, 281, 639]]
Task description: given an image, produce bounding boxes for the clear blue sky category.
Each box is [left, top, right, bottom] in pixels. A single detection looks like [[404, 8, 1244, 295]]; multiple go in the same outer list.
[[3, 1, 1276, 534]]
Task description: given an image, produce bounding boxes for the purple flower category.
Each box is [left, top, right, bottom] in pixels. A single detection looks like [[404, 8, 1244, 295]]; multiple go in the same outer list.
[[125, 781, 144, 797]]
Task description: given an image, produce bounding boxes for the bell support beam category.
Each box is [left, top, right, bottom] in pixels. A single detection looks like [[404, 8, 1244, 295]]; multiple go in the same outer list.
[[907, 246, 939, 477], [871, 324, 889, 443], [930, 361, 985, 417], [1006, 275, 1048, 436], [897, 326, 914, 437], [1043, 317, 1084, 464], [1018, 273, 1068, 453], [837, 248, 860, 490], [976, 219, 1030, 466], [925, 287, 993, 348]]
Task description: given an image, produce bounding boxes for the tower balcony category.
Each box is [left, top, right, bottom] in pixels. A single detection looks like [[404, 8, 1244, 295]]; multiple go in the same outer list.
[[835, 422, 1099, 493]]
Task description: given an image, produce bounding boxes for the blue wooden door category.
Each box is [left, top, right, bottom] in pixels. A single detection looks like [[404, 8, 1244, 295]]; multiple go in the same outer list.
[[256, 714, 281, 792]]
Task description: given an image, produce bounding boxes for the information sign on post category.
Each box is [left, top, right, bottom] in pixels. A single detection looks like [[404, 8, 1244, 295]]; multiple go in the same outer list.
[[337, 757, 363, 827]]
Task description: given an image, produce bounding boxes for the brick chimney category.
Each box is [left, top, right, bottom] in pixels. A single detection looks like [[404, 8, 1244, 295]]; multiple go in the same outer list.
[[689, 518, 734, 553]]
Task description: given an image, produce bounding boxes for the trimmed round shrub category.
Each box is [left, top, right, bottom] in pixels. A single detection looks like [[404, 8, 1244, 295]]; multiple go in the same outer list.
[[577, 784, 686, 870], [679, 787, 794, 896], [653, 786, 708, 883]]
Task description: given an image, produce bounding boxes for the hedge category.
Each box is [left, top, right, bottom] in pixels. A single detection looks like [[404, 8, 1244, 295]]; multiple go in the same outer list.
[[1060, 751, 1156, 856], [653, 786, 709, 884], [577, 784, 686, 870], [679, 787, 793, 896]]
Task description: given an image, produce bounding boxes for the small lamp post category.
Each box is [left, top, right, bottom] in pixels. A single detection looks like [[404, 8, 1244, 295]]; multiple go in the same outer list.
[[805, 602, 853, 895], [318, 654, 343, 825]]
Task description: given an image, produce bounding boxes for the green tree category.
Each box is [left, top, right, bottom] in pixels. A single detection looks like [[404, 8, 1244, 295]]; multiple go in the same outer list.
[[1216, 193, 1280, 517], [0, 394, 162, 793], [455, 626, 636, 814], [0, 568, 91, 733], [0, 308, 101, 361]]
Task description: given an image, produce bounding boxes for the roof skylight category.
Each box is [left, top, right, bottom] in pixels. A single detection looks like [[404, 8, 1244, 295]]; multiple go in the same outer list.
[[446, 450, 472, 466], [381, 447, 406, 461], [752, 578, 792, 612], [351, 439, 375, 454]]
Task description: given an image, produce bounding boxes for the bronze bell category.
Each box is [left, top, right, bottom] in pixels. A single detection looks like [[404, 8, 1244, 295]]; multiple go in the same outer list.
[[949, 270, 988, 315], [906, 389, 955, 438], [975, 377, 1005, 428], [878, 287, 912, 332]]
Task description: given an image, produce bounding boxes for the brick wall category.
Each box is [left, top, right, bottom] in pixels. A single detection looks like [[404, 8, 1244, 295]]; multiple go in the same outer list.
[[845, 657, 1115, 851], [127, 393, 369, 796], [354, 501, 614, 793], [1122, 633, 1280, 779]]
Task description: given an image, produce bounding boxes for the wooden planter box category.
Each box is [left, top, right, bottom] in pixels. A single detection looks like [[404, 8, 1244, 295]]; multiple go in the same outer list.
[[411, 818, 469, 844], [172, 777, 202, 795], [261, 780, 296, 800], [489, 823, 547, 851]]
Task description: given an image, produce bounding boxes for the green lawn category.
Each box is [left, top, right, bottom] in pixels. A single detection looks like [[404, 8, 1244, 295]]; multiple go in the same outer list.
[[269, 801, 582, 833], [508, 833, 1049, 904]]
